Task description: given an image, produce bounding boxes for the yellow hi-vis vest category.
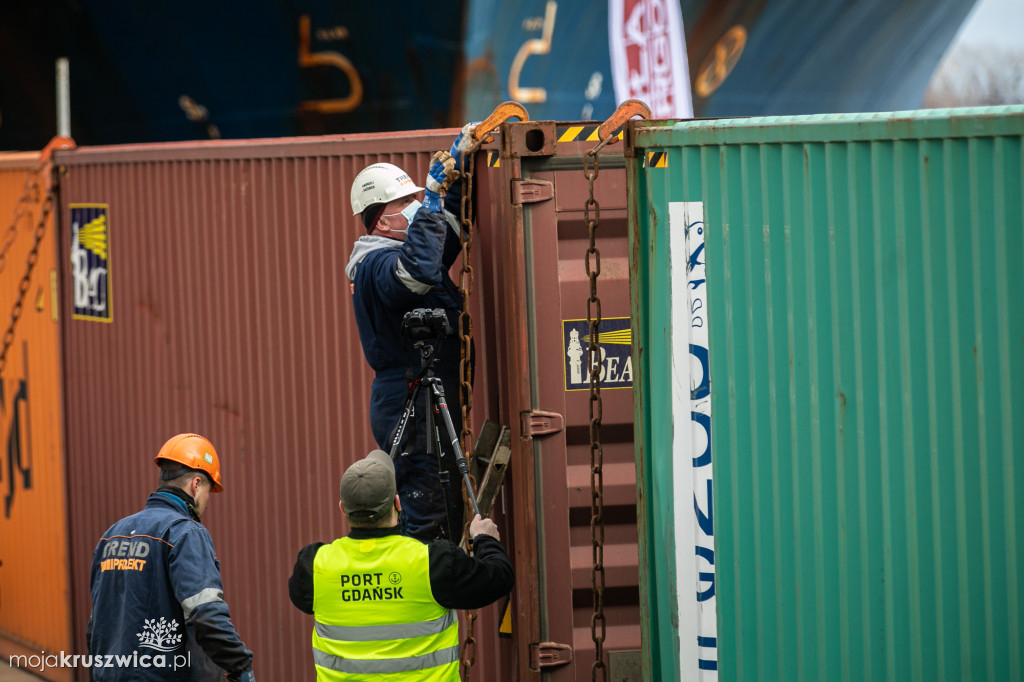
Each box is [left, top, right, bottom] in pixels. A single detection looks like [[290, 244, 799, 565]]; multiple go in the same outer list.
[[311, 533, 459, 681]]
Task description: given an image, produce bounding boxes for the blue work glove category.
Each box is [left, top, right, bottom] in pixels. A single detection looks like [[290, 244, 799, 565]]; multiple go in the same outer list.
[[423, 151, 457, 212], [448, 122, 480, 171], [229, 670, 255, 682]]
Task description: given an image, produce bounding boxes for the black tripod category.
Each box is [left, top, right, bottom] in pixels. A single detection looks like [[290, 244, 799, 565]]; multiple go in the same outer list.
[[387, 339, 481, 534]]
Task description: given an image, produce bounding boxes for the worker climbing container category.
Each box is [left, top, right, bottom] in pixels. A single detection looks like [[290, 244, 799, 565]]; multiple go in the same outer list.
[[0, 149, 73, 681], [627, 106, 1024, 681]]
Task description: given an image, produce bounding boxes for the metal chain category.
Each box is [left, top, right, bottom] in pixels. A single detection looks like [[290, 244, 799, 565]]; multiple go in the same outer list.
[[0, 171, 54, 376], [0, 213, 20, 275], [584, 143, 607, 682], [457, 138, 480, 682], [0, 158, 47, 275], [458, 144, 477, 487]]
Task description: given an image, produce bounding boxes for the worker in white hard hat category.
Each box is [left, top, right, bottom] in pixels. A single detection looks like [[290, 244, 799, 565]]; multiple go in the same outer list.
[[345, 126, 476, 543]]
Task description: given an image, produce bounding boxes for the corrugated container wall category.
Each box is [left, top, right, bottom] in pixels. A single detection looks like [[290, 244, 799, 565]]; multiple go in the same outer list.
[[53, 132, 510, 681], [0, 152, 72, 680], [628, 107, 1024, 681]]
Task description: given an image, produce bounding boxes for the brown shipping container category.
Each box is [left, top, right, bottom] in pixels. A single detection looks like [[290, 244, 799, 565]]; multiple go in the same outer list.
[[485, 121, 641, 681], [53, 122, 641, 680], [0, 151, 73, 681], [55, 131, 510, 681]]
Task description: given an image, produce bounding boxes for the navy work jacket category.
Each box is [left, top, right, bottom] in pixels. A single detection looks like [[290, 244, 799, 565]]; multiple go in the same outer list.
[[87, 490, 253, 681], [345, 186, 468, 449]]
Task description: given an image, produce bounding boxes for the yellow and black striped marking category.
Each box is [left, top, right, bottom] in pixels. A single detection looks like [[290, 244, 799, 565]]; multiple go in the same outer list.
[[556, 125, 626, 143], [498, 596, 512, 638], [486, 151, 500, 167], [644, 151, 668, 168]]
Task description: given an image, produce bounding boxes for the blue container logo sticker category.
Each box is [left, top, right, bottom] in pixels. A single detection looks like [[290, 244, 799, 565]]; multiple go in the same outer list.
[[562, 317, 632, 391], [70, 204, 112, 322]]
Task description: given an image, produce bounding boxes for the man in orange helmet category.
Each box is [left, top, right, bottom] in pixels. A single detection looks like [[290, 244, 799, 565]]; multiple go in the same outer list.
[[86, 433, 255, 682]]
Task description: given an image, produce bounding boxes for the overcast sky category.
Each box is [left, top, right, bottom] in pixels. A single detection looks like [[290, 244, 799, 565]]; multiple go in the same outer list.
[[951, 0, 1024, 50]]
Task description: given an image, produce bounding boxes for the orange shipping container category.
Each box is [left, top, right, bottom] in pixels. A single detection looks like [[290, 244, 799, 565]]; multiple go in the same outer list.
[[0, 150, 72, 682]]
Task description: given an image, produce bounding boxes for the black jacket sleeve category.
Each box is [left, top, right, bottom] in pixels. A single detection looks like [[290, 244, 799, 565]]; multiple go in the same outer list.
[[289, 542, 324, 615], [428, 535, 514, 610], [86, 540, 101, 654]]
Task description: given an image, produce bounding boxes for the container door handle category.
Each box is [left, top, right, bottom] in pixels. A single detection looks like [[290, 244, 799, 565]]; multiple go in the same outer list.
[[521, 410, 564, 437]]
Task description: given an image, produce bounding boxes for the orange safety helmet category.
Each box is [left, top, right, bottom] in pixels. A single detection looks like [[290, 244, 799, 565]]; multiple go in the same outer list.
[[154, 433, 224, 493]]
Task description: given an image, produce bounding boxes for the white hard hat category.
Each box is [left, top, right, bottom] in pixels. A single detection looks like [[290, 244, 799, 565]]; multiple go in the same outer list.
[[350, 163, 424, 216]]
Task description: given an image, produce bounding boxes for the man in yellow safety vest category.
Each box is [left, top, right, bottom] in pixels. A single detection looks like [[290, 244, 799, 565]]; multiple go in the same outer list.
[[288, 449, 514, 680]]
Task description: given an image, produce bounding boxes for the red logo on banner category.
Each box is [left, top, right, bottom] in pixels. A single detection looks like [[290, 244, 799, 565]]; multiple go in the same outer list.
[[610, 0, 692, 118]]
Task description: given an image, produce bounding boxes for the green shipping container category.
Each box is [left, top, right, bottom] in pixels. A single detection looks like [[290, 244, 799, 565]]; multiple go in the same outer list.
[[627, 106, 1024, 681]]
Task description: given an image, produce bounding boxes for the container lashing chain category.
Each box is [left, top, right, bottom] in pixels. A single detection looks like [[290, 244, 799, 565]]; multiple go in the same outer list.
[[0, 157, 57, 376], [584, 100, 650, 682], [455, 101, 528, 682]]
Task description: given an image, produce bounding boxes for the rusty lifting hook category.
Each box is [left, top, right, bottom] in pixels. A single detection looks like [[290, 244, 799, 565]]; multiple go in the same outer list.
[[468, 101, 530, 147], [594, 99, 652, 152]]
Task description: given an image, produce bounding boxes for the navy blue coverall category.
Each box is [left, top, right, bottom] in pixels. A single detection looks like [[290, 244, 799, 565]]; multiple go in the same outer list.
[[87, 489, 253, 681], [345, 184, 470, 543]]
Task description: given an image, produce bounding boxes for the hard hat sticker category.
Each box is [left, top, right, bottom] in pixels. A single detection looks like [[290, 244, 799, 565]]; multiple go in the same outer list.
[[562, 317, 632, 391], [204, 453, 214, 464]]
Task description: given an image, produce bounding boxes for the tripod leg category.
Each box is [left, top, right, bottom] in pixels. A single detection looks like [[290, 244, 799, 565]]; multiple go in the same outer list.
[[430, 382, 482, 518], [425, 388, 458, 541], [387, 380, 422, 459], [422, 382, 464, 539]]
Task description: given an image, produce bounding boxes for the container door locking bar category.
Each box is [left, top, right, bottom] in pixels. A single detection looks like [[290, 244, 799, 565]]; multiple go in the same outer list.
[[461, 421, 512, 551], [471, 420, 512, 519]]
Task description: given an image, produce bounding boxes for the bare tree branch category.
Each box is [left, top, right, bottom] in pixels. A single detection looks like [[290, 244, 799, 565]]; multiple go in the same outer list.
[[925, 44, 1024, 107]]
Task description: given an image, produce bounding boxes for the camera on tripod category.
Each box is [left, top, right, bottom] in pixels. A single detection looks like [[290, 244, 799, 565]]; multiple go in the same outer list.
[[401, 308, 452, 341], [389, 306, 481, 523]]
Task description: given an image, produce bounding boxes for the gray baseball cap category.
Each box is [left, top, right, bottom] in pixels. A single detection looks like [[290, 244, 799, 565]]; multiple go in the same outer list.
[[340, 450, 396, 522]]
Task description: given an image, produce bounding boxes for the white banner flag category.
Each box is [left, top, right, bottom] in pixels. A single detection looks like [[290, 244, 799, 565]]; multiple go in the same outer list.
[[609, 0, 694, 118]]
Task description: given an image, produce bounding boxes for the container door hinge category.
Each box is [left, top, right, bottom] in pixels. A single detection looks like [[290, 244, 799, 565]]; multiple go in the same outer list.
[[511, 178, 554, 205], [521, 410, 564, 437], [530, 642, 573, 670]]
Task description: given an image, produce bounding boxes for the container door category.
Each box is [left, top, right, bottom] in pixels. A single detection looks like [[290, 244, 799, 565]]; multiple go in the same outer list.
[[498, 122, 641, 682]]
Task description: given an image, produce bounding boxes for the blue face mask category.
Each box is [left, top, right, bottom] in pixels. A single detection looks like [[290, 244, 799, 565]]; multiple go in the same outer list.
[[382, 200, 421, 234]]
